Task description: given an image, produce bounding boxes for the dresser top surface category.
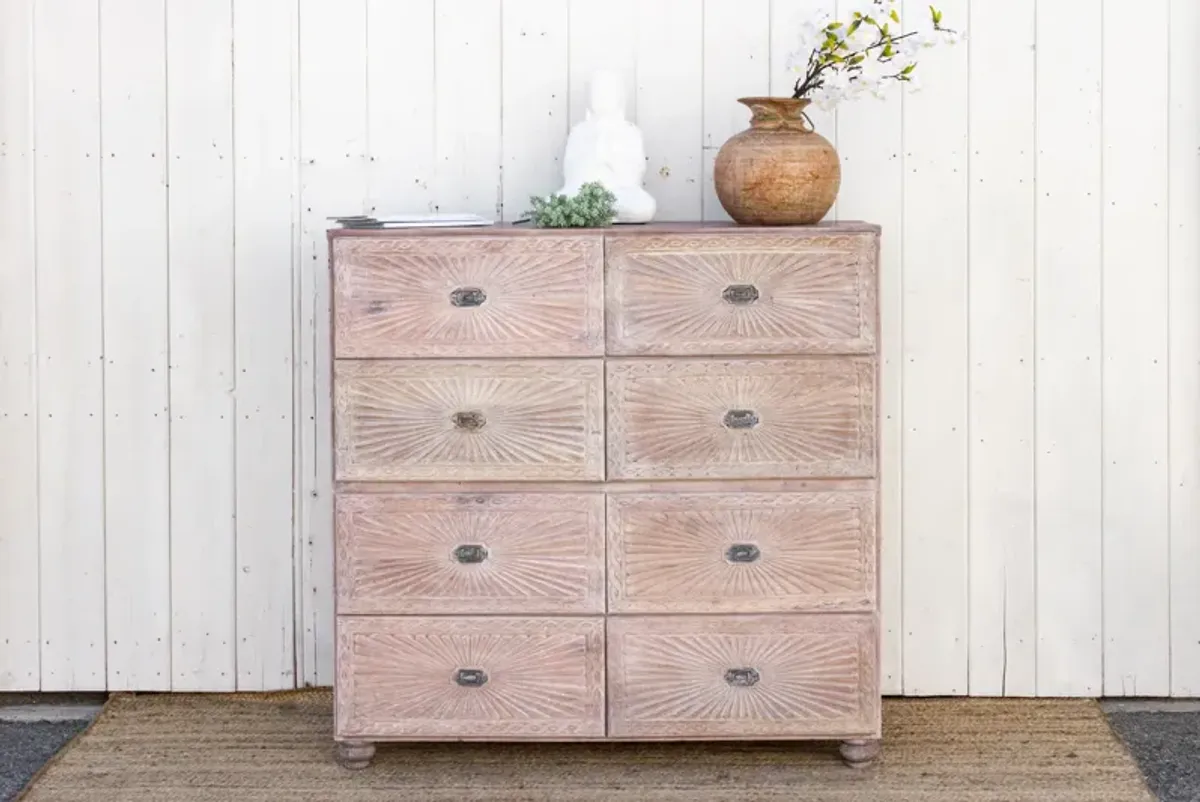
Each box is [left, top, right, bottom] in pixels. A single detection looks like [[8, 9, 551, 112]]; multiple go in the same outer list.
[[328, 220, 881, 241]]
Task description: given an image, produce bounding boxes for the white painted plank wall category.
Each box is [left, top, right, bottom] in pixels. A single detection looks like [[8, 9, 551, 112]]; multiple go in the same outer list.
[[1034, 0, 1103, 697], [0, 0, 40, 691], [34, 0, 107, 691], [166, 0, 238, 692], [1102, 0, 1172, 698], [0, 0, 1198, 697], [100, 0, 171, 691]]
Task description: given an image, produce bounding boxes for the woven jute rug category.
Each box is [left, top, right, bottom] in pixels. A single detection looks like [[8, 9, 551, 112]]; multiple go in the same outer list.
[[18, 690, 1154, 802]]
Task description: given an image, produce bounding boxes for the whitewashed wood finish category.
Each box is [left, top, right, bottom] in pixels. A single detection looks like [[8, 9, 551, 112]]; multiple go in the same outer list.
[[966, 0, 1037, 697], [1102, 0, 1172, 698], [0, 0, 39, 691], [336, 493, 605, 615], [607, 614, 878, 739], [334, 360, 605, 482], [1169, 0, 1200, 698], [100, 0, 171, 691], [900, 0, 969, 697], [298, 0, 369, 688], [605, 232, 877, 356], [607, 357, 876, 480], [608, 492, 876, 614], [336, 617, 605, 739], [501, 0, 569, 219], [34, 0, 107, 692], [832, 0, 903, 694], [434, 0, 501, 219], [1033, 0, 1103, 698], [701, 0, 770, 222], [233, 0, 298, 692], [167, 0, 237, 691], [636, 0, 703, 221], [333, 235, 604, 358], [1, 0, 1200, 698]]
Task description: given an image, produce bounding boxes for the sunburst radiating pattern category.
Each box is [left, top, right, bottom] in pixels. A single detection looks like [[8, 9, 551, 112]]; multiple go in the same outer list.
[[608, 615, 876, 738], [607, 358, 876, 479], [333, 236, 604, 358], [336, 493, 604, 614], [608, 492, 875, 613], [607, 236, 875, 355], [335, 360, 604, 481], [338, 617, 605, 738]]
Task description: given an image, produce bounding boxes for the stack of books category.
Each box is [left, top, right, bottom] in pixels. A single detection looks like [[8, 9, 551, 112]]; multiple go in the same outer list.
[[328, 213, 495, 229]]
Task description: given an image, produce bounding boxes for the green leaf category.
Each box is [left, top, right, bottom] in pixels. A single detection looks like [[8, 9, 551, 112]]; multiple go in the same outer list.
[[827, 20, 844, 29], [902, 62, 916, 74], [890, 8, 900, 22]]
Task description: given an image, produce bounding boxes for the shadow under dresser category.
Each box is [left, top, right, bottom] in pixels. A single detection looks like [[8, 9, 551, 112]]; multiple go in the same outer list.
[[329, 222, 882, 769]]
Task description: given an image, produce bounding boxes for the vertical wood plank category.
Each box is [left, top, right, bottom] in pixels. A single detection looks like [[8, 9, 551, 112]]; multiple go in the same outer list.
[[1101, 0, 1171, 698], [636, 0, 703, 221], [433, 0, 502, 218], [34, 0, 107, 691], [701, 0, 770, 221], [100, 0, 171, 691], [899, 0, 969, 696], [0, 0, 40, 691], [769, 0, 837, 219], [167, 0, 237, 691], [1168, 0, 1200, 697], [298, 0, 367, 686], [366, 0, 435, 217], [233, 0, 297, 691], [567, 0, 638, 126], [501, 0, 568, 220], [966, 0, 1036, 696], [1033, 0, 1103, 698], [834, 0, 903, 695]]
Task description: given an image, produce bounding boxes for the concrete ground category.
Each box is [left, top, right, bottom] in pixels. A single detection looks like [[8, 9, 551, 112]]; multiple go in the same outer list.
[[1, 697, 1197, 801]]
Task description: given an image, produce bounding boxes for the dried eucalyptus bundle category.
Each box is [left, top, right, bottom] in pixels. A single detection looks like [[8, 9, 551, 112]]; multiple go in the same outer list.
[[526, 182, 617, 228]]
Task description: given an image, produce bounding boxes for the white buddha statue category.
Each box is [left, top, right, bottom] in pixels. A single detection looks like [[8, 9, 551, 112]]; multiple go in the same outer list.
[[558, 70, 656, 224]]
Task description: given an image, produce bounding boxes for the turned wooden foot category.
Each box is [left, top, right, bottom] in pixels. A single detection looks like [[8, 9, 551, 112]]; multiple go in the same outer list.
[[336, 740, 376, 770], [840, 738, 880, 768]]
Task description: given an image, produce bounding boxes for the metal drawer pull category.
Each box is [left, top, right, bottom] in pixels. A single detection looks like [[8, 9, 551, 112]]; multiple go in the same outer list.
[[722, 284, 760, 305], [725, 544, 761, 563], [450, 287, 487, 307], [453, 544, 488, 564], [722, 409, 760, 430], [455, 668, 488, 687], [451, 410, 487, 431], [724, 667, 760, 687]]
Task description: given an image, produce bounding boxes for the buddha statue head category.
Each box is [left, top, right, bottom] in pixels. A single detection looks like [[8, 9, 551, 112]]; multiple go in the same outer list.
[[587, 69, 627, 120]]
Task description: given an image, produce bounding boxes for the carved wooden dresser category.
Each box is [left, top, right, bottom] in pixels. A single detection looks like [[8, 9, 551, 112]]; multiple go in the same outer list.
[[330, 222, 881, 769]]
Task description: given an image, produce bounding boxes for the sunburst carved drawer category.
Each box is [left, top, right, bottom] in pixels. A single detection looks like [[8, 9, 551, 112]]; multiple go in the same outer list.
[[332, 234, 604, 358], [605, 232, 877, 356], [333, 359, 605, 482], [606, 357, 877, 480], [607, 490, 876, 614], [336, 617, 606, 740], [606, 614, 879, 740], [336, 492, 605, 615]]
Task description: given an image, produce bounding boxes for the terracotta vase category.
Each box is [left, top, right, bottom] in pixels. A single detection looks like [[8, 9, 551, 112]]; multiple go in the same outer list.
[[714, 97, 841, 226]]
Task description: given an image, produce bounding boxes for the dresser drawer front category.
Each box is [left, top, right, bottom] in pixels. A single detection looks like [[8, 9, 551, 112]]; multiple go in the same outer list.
[[336, 493, 605, 614], [608, 491, 876, 614], [334, 360, 605, 481], [332, 235, 604, 358], [337, 617, 606, 739], [606, 232, 877, 356], [607, 615, 878, 739], [607, 358, 876, 480]]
